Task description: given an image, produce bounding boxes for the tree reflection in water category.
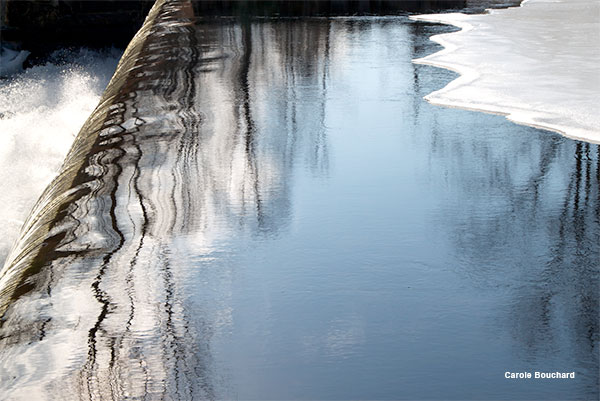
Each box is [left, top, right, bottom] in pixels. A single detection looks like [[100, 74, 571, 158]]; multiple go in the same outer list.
[[0, 1, 597, 400]]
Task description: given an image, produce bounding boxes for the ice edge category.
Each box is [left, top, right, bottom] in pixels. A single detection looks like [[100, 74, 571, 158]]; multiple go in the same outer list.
[[409, 1, 600, 145]]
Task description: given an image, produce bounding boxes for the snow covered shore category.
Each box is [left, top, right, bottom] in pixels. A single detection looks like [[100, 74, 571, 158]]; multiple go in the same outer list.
[[412, 0, 600, 143]]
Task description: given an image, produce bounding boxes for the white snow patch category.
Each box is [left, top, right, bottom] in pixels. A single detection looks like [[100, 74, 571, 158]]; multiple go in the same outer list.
[[412, 0, 600, 143]]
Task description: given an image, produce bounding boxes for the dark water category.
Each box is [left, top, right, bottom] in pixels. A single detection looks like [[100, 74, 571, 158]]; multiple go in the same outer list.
[[0, 1, 598, 400]]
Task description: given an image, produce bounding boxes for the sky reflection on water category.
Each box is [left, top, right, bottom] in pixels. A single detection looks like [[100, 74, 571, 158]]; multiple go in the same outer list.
[[0, 3, 597, 400]]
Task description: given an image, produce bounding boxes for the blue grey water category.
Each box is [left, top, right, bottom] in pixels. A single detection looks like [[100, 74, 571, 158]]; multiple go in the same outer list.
[[0, 2, 597, 400]]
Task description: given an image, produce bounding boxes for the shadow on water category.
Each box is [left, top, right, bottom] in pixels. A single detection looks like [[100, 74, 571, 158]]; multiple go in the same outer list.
[[0, 0, 597, 399]]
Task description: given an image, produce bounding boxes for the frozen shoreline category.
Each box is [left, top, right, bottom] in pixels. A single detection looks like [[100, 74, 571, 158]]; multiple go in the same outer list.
[[411, 0, 600, 144]]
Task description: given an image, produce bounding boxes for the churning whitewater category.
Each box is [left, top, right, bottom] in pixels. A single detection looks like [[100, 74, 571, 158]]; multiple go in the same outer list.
[[0, 49, 121, 267]]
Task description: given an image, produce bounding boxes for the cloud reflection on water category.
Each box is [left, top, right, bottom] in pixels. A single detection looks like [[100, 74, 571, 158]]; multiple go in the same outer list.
[[0, 2, 597, 400]]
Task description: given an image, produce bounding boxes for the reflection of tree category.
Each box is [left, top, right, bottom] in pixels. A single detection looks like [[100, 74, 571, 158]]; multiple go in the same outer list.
[[529, 142, 599, 360], [238, 19, 265, 230], [0, 2, 335, 399], [223, 19, 332, 235], [76, 2, 217, 399], [191, 0, 470, 17], [425, 111, 598, 377], [410, 15, 598, 393]]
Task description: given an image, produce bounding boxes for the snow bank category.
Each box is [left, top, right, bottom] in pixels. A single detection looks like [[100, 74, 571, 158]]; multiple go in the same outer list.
[[412, 0, 600, 143]]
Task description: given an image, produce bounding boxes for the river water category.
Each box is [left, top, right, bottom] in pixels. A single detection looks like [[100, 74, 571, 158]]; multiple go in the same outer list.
[[0, 1, 597, 400]]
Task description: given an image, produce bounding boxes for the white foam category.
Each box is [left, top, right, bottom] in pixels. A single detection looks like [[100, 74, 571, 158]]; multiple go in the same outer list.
[[412, 0, 600, 143], [0, 48, 121, 266]]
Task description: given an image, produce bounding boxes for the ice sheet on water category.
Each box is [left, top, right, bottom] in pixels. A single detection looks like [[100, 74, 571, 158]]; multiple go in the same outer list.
[[0, 48, 121, 266], [412, 0, 600, 143]]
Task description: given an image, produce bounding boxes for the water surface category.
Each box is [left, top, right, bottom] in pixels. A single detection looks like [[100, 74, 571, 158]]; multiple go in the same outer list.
[[0, 2, 597, 400]]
